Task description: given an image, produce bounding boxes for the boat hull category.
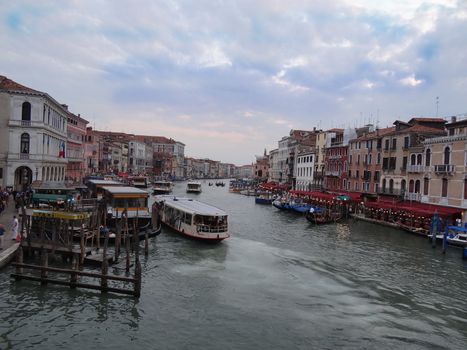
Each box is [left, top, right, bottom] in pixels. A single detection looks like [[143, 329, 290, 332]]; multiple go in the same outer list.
[[161, 221, 229, 242], [153, 189, 172, 195], [255, 197, 273, 204]]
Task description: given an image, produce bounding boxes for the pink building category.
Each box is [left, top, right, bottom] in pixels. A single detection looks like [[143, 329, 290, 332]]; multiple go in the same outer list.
[[65, 108, 88, 183]]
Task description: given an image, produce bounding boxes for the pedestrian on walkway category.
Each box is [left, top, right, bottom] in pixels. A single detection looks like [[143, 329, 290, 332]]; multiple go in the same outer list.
[[11, 215, 18, 240], [0, 223, 5, 249]]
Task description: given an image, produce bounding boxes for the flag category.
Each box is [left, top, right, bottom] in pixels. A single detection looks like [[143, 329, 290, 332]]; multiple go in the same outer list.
[[59, 142, 65, 157]]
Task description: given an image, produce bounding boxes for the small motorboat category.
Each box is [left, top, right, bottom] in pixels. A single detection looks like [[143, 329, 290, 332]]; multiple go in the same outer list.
[[255, 193, 275, 205], [272, 198, 292, 210]]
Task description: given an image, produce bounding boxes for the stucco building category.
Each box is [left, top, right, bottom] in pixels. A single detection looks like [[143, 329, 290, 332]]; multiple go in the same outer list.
[[0, 76, 68, 190]]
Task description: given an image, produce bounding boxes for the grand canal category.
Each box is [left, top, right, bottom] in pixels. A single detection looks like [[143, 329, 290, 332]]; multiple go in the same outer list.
[[1, 181, 466, 349]]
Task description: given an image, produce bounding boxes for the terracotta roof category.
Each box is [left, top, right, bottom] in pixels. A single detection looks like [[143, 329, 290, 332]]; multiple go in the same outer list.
[[404, 124, 446, 134], [326, 128, 344, 133], [0, 75, 42, 94], [349, 126, 395, 142], [408, 117, 445, 124]]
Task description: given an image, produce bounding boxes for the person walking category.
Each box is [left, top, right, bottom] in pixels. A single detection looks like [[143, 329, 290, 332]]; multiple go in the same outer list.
[[0, 223, 5, 249], [11, 215, 18, 240]]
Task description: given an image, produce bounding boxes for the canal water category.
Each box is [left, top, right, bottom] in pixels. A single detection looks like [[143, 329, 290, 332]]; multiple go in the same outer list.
[[1, 181, 466, 349]]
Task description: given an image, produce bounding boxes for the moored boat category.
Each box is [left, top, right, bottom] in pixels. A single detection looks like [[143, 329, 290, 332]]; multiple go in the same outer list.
[[272, 198, 292, 210], [305, 207, 342, 224], [255, 193, 275, 205], [152, 181, 173, 195], [102, 186, 161, 239], [153, 196, 229, 242]]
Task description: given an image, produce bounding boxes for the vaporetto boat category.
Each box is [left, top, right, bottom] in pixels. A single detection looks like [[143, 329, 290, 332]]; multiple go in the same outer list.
[[186, 181, 202, 193], [153, 196, 229, 242]]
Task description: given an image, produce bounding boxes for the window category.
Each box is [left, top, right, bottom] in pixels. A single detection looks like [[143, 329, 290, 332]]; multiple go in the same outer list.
[[384, 139, 389, 150], [349, 154, 352, 164], [20, 133, 30, 154], [0, 167, 2, 179], [442, 178, 448, 197], [411, 154, 416, 166], [417, 154, 422, 165], [424, 177, 429, 196], [444, 147, 451, 165], [357, 155, 360, 165], [392, 139, 397, 150], [22, 102, 31, 121], [377, 153, 381, 164], [404, 136, 409, 149], [382, 158, 389, 170], [389, 179, 394, 193], [409, 179, 414, 192], [415, 180, 420, 193], [382, 178, 387, 192], [402, 156, 407, 170], [425, 149, 431, 166], [389, 157, 396, 170], [401, 179, 406, 193], [377, 139, 382, 149]]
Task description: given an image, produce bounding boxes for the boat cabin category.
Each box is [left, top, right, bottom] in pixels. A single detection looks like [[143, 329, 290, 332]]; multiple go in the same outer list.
[[186, 181, 202, 193], [87, 179, 125, 200], [128, 176, 149, 188], [102, 186, 150, 219]]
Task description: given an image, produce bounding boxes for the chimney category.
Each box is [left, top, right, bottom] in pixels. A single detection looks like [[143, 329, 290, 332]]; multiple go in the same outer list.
[[451, 116, 457, 123]]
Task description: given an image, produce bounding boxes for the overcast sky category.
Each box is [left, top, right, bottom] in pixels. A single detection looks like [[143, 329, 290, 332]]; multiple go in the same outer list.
[[1, 0, 466, 164]]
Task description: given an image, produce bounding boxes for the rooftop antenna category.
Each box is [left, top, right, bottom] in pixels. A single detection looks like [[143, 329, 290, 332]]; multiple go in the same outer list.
[[436, 96, 439, 117]]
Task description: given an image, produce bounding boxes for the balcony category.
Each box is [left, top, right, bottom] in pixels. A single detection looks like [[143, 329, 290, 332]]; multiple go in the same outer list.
[[434, 164, 455, 175], [21, 120, 32, 127], [20, 153, 29, 160], [405, 192, 421, 201], [325, 170, 340, 177], [377, 188, 403, 196], [407, 164, 425, 173]]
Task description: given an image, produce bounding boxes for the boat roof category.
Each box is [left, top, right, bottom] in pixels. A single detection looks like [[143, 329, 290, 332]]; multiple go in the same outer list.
[[156, 196, 227, 216], [187, 181, 201, 185], [88, 179, 123, 186], [102, 186, 149, 195], [154, 181, 172, 184]]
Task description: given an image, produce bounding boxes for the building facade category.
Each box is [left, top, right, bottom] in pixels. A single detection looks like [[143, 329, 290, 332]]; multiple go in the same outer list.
[[0, 76, 68, 190], [295, 151, 315, 191], [66, 110, 88, 183]]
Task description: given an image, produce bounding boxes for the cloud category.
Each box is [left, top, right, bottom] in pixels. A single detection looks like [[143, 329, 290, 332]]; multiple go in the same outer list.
[[1, 0, 466, 164], [400, 74, 424, 87]]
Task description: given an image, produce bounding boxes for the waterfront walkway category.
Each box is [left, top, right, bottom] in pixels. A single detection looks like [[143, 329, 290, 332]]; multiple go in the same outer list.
[[0, 198, 20, 269]]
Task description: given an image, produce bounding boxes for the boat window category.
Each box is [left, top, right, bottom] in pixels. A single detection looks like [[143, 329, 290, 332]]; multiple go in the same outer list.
[[112, 197, 147, 208], [184, 213, 192, 225]]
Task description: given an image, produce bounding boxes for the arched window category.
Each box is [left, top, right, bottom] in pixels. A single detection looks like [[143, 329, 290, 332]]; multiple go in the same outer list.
[[424, 177, 429, 195], [425, 149, 431, 166], [20, 133, 30, 154], [409, 179, 414, 192], [401, 179, 406, 192], [415, 180, 420, 193], [389, 179, 394, 193], [22, 102, 31, 121], [444, 147, 451, 165], [417, 154, 422, 165], [382, 178, 387, 192], [411, 154, 416, 165]]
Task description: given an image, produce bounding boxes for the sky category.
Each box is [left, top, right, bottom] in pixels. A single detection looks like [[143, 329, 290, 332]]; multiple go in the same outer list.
[[1, 0, 467, 165]]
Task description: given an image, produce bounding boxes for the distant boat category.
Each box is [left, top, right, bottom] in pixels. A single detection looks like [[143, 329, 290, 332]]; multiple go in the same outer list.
[[152, 181, 173, 195], [186, 181, 202, 193], [272, 198, 292, 210], [153, 196, 229, 242]]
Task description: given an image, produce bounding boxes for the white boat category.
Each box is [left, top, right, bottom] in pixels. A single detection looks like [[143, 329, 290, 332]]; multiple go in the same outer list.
[[128, 176, 149, 189], [186, 181, 202, 193], [152, 181, 173, 195], [153, 196, 229, 242]]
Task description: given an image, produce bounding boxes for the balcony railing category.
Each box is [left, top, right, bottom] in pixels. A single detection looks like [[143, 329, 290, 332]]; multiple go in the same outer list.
[[405, 192, 421, 201], [20, 153, 29, 160], [407, 164, 425, 173], [325, 170, 340, 177], [434, 164, 455, 174], [377, 188, 403, 196], [21, 120, 32, 127]]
